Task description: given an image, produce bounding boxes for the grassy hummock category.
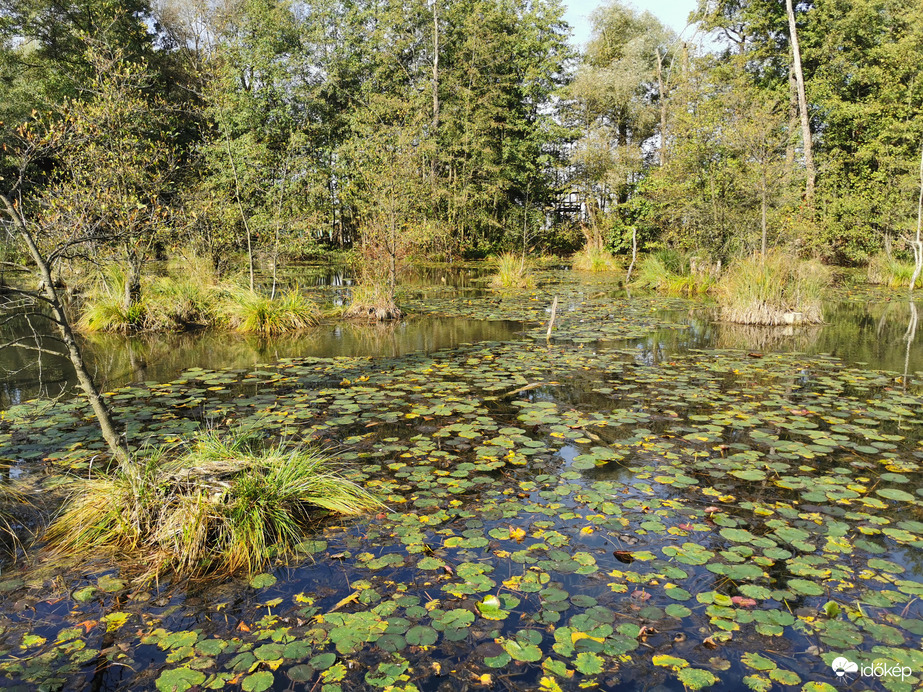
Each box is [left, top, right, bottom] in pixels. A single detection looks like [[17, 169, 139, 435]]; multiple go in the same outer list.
[[633, 249, 716, 295], [45, 430, 382, 577], [344, 283, 404, 320], [718, 251, 830, 325], [490, 252, 536, 289], [571, 244, 619, 272], [220, 287, 318, 334]]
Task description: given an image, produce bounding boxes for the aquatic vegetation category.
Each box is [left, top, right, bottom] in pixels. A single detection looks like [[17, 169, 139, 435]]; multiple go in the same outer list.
[[718, 251, 830, 325], [1, 269, 922, 691], [633, 249, 716, 295], [344, 283, 403, 320], [45, 429, 381, 576], [571, 244, 619, 272], [220, 287, 318, 334], [490, 252, 536, 288], [867, 252, 920, 289]]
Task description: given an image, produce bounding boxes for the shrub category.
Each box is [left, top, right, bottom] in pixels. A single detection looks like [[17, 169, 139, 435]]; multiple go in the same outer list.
[[490, 252, 536, 289], [221, 287, 318, 334], [572, 245, 619, 272], [46, 429, 382, 576], [717, 251, 830, 325], [344, 283, 403, 321]]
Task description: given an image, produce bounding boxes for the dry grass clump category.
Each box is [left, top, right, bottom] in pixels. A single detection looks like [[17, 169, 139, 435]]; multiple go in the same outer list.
[[572, 245, 619, 272], [45, 429, 382, 577], [344, 283, 404, 320], [867, 253, 920, 289], [490, 252, 536, 289], [717, 251, 830, 325]]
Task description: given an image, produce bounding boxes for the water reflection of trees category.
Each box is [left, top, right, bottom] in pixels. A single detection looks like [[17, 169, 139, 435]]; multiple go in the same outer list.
[[79, 318, 523, 391], [641, 301, 923, 375]]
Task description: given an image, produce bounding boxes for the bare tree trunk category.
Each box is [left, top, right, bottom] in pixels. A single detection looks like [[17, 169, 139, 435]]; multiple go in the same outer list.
[[656, 49, 668, 167], [786, 67, 798, 172], [909, 144, 923, 292], [761, 166, 768, 256], [123, 250, 142, 313], [786, 0, 815, 209], [626, 227, 638, 283], [432, 0, 440, 132], [1, 194, 131, 468], [546, 295, 558, 340], [224, 127, 255, 292]]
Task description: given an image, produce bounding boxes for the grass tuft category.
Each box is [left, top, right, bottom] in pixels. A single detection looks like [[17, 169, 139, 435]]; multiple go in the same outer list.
[[717, 251, 830, 325], [78, 266, 144, 333], [572, 245, 619, 273], [490, 252, 536, 289], [867, 253, 921, 289], [46, 429, 383, 577], [221, 287, 318, 334], [633, 249, 716, 295]]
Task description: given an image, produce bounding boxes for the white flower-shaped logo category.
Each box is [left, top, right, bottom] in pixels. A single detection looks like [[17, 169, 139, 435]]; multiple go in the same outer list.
[[831, 657, 858, 677]]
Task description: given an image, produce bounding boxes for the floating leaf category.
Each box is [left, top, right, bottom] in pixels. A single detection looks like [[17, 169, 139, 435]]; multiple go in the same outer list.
[[677, 668, 719, 690], [155, 668, 206, 692]]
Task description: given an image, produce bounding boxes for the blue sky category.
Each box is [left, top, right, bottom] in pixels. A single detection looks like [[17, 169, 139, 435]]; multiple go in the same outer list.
[[561, 0, 700, 48]]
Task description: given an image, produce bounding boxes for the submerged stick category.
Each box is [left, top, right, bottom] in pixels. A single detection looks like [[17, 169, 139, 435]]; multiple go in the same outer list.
[[546, 295, 558, 339]]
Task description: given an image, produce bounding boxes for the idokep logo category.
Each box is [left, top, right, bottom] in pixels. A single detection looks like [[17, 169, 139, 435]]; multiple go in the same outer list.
[[830, 656, 913, 682], [831, 657, 858, 678]]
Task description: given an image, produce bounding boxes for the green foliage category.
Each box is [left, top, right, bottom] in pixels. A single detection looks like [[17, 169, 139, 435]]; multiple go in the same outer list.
[[79, 258, 221, 332], [717, 251, 831, 325], [490, 253, 536, 289], [46, 429, 383, 576], [221, 288, 318, 335]]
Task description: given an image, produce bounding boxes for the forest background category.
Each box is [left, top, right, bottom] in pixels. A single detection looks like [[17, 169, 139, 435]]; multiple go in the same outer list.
[[1, 0, 922, 281]]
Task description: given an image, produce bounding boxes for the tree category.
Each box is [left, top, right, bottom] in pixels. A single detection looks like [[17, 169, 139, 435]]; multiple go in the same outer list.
[[32, 47, 177, 314], [567, 1, 674, 249], [0, 46, 177, 462], [802, 0, 923, 262], [784, 0, 814, 208]]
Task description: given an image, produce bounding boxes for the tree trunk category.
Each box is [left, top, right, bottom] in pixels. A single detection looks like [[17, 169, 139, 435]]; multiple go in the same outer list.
[[909, 144, 923, 292], [1, 194, 131, 468], [761, 166, 768, 256], [785, 0, 815, 209], [656, 49, 668, 166], [123, 251, 142, 313], [786, 66, 798, 172], [626, 227, 638, 283], [224, 127, 255, 292]]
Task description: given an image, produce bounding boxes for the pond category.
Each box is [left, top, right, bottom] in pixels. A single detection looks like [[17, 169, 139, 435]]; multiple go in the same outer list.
[[0, 266, 921, 692]]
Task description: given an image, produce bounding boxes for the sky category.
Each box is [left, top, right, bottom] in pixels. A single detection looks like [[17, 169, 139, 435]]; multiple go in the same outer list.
[[561, 0, 700, 48]]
